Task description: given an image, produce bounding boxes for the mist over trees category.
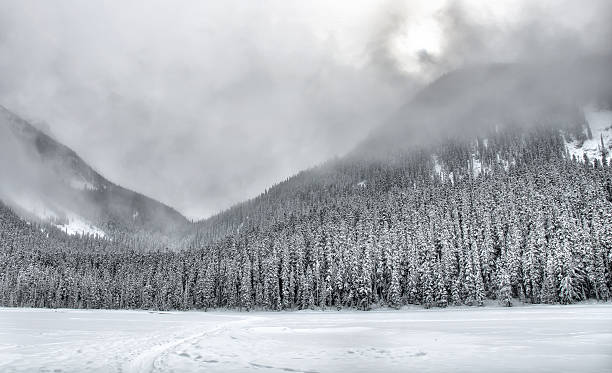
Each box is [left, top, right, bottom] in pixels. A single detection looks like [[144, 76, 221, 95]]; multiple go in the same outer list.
[[2, 122, 611, 310]]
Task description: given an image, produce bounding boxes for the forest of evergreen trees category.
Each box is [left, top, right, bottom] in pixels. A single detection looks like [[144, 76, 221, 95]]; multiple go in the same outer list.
[[1, 126, 611, 310]]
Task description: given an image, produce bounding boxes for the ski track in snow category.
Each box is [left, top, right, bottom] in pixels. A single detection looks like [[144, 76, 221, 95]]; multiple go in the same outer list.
[[125, 316, 261, 373], [2, 304, 611, 373]]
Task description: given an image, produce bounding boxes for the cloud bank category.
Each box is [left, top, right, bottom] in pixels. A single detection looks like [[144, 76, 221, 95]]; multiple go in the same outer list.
[[0, 0, 610, 218]]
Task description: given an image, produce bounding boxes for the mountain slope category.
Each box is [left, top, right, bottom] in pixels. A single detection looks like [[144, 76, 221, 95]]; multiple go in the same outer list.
[[194, 61, 612, 245], [360, 60, 611, 156], [0, 105, 191, 243], [2, 61, 611, 311]]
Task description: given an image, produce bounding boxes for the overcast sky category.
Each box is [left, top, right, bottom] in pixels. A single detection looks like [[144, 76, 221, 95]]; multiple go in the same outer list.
[[0, 0, 610, 219]]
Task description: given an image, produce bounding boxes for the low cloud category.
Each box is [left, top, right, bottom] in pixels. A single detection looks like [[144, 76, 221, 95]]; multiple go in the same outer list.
[[0, 0, 610, 219]]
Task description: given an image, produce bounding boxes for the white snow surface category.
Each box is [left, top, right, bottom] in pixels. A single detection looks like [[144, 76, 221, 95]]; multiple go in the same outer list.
[[1, 304, 611, 373], [55, 213, 105, 237], [7, 195, 105, 237], [566, 108, 612, 162]]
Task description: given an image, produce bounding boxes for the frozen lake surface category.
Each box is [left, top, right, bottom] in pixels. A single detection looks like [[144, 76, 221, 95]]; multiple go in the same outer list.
[[1, 304, 611, 373]]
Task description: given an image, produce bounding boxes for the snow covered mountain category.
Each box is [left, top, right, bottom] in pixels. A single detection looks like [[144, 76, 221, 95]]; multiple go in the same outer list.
[[194, 61, 612, 244], [360, 61, 612, 156], [2, 61, 611, 312], [0, 105, 191, 242]]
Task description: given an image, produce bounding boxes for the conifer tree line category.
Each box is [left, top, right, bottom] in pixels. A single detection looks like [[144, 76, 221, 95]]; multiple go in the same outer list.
[[1, 127, 611, 310]]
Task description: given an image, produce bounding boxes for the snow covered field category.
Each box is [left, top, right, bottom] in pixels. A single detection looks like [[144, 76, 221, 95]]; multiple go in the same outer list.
[[1, 305, 611, 373]]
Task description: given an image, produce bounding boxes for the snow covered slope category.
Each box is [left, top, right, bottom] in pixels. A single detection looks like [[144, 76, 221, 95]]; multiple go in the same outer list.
[[565, 108, 612, 163], [55, 212, 106, 237], [8, 194, 105, 237], [427, 108, 612, 182], [0, 105, 190, 240]]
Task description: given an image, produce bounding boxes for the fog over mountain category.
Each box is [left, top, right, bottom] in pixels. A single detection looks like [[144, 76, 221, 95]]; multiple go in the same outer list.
[[0, 0, 610, 219], [0, 105, 190, 244], [3, 3, 612, 371]]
